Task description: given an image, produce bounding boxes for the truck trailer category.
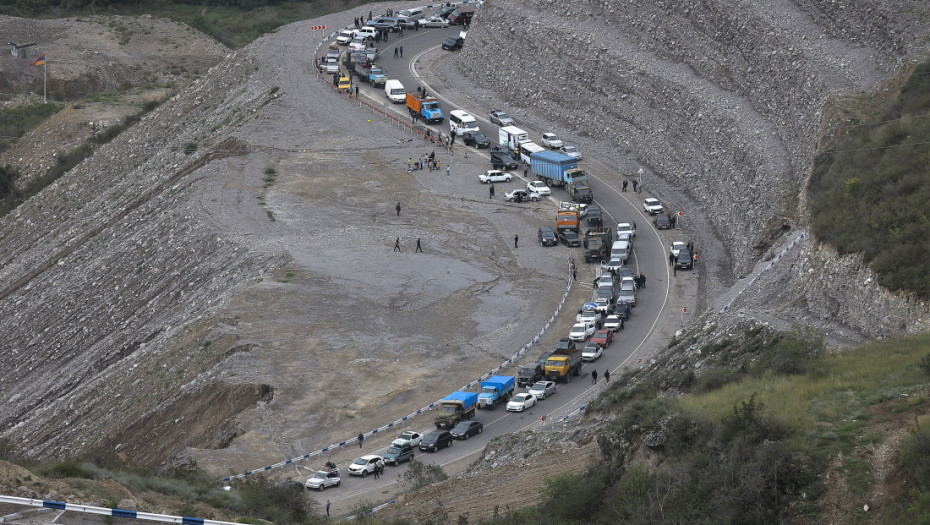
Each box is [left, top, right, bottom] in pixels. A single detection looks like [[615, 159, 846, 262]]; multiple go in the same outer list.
[[530, 151, 580, 187], [477, 375, 516, 409], [406, 93, 444, 123]]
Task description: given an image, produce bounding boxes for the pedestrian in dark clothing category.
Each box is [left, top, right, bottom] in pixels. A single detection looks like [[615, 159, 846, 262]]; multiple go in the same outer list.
[[415, 22, 418, 31], [489, 184, 495, 198], [384, 30, 389, 41], [415, 238, 423, 252], [524, 165, 528, 177], [358, 433, 365, 448], [620, 318, 625, 330], [622, 180, 628, 191], [572, 268, 577, 281], [632, 180, 638, 192], [332, 73, 338, 85], [592, 370, 598, 384], [450, 133, 455, 145], [374, 466, 380, 479], [604, 370, 610, 382], [669, 253, 675, 266], [396, 202, 401, 216], [355, 85, 359, 97], [673, 264, 677, 276], [640, 273, 646, 288], [394, 47, 398, 57], [369, 10, 372, 19], [514, 234, 519, 248], [326, 500, 331, 517], [394, 237, 401, 252]]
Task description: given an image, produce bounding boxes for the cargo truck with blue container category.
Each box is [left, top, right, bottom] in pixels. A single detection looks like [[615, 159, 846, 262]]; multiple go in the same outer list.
[[434, 391, 478, 429], [477, 375, 515, 410], [530, 151, 594, 202]]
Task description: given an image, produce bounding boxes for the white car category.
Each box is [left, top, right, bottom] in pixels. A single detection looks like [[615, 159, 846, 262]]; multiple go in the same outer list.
[[569, 322, 596, 342], [354, 26, 378, 40], [617, 222, 637, 238], [418, 16, 450, 27], [617, 232, 633, 248], [594, 297, 611, 313], [506, 392, 537, 412], [505, 189, 541, 202], [391, 430, 423, 448], [347, 455, 384, 477], [601, 257, 625, 272], [576, 308, 599, 325], [643, 198, 664, 215], [582, 342, 603, 361], [348, 38, 367, 51], [336, 29, 356, 45], [323, 58, 340, 74], [527, 180, 551, 196], [541, 132, 564, 149], [604, 314, 623, 331], [305, 469, 341, 490], [670, 241, 687, 258], [528, 380, 557, 400], [560, 145, 582, 160], [479, 170, 512, 184]]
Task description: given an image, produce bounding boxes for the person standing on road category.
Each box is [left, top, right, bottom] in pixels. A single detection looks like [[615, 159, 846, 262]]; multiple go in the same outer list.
[[446, 165, 450, 176], [408, 158, 412, 170], [669, 253, 675, 266], [394, 237, 401, 252], [640, 273, 647, 288], [374, 465, 380, 479], [514, 234, 519, 248], [415, 238, 423, 253], [326, 500, 331, 517], [592, 370, 598, 384], [604, 370, 610, 382], [523, 164, 528, 177], [673, 264, 677, 276], [489, 184, 495, 198], [622, 179, 628, 191], [400, 46, 404, 57], [394, 47, 398, 58], [396, 202, 402, 216], [632, 180, 638, 192], [358, 433, 365, 448]]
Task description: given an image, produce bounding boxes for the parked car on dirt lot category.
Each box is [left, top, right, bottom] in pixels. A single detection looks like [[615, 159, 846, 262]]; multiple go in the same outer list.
[[670, 241, 687, 258], [347, 455, 384, 477], [450, 420, 483, 440], [676, 249, 694, 270], [490, 110, 515, 126], [505, 189, 541, 202], [506, 393, 537, 412], [479, 170, 512, 183], [559, 229, 580, 247], [538, 226, 558, 246], [654, 214, 672, 229], [643, 198, 664, 215], [528, 380, 557, 400], [442, 36, 464, 51]]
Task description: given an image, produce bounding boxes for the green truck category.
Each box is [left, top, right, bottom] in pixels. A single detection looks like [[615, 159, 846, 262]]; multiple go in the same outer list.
[[434, 391, 478, 429], [583, 228, 612, 263]]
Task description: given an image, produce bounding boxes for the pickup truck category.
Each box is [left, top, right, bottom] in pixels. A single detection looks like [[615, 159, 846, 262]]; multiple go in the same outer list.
[[434, 391, 478, 429], [406, 93, 443, 123], [477, 375, 516, 409], [545, 347, 583, 383]]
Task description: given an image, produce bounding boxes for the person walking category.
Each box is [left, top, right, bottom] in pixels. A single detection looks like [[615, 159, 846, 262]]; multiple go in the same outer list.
[[407, 158, 412, 170], [523, 164, 528, 178], [374, 465, 380, 479], [604, 370, 610, 382], [399, 46, 404, 57], [446, 165, 450, 176], [622, 179, 628, 191], [640, 273, 646, 288], [396, 202, 402, 216], [394, 237, 401, 252], [673, 264, 677, 276], [489, 184, 495, 198], [572, 267, 577, 281], [326, 500, 331, 517], [354, 85, 359, 97], [669, 253, 675, 266], [592, 369, 598, 384], [632, 180, 638, 192], [394, 46, 398, 58], [514, 234, 519, 248], [358, 433, 365, 448], [415, 238, 423, 253]]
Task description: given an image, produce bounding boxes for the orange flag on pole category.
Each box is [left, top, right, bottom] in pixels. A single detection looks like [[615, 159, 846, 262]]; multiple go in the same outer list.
[[31, 53, 46, 66]]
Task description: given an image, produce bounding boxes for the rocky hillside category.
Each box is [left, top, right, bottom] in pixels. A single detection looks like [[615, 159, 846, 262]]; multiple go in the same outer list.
[[450, 0, 930, 339]]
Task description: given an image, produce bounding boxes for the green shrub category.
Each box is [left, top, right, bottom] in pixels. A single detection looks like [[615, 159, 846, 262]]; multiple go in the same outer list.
[[901, 422, 930, 488], [401, 460, 449, 493]]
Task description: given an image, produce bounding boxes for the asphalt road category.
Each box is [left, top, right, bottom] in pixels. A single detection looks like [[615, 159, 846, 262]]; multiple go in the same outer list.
[[313, 22, 674, 518]]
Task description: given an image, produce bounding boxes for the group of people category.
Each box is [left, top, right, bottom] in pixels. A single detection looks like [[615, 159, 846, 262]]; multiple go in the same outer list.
[[407, 151, 440, 172], [621, 179, 641, 192], [591, 369, 611, 384]]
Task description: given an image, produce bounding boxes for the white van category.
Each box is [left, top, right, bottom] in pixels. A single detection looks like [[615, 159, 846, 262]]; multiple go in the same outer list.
[[610, 240, 631, 263], [384, 79, 406, 103], [449, 110, 479, 136]]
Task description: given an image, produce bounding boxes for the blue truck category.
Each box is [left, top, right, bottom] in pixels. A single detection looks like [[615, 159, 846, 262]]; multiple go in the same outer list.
[[406, 92, 444, 124], [477, 375, 516, 410], [530, 151, 593, 202], [434, 391, 478, 429]]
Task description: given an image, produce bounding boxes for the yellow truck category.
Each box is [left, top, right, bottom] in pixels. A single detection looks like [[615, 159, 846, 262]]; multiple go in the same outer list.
[[545, 347, 583, 383]]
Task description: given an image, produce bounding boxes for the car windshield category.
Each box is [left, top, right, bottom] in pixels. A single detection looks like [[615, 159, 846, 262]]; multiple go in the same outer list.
[[423, 434, 439, 443], [453, 422, 471, 431], [497, 112, 510, 120], [353, 458, 368, 465], [440, 405, 456, 413], [481, 386, 497, 393], [564, 146, 577, 152], [387, 446, 403, 454], [311, 472, 326, 479]]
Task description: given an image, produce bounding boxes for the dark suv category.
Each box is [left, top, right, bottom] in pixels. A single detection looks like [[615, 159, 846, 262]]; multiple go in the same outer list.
[[587, 206, 603, 227], [538, 226, 558, 246], [654, 214, 672, 230], [462, 130, 490, 148], [420, 430, 454, 452], [491, 151, 518, 170], [554, 338, 576, 352], [558, 229, 580, 247], [442, 36, 464, 51], [676, 249, 694, 270], [383, 444, 415, 465]]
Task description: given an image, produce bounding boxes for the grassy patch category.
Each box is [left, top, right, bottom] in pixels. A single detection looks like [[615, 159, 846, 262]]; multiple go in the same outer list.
[[809, 58, 930, 298], [0, 102, 64, 154]]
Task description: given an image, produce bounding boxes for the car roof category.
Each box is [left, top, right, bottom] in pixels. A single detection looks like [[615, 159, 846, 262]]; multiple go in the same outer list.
[[359, 454, 381, 460]]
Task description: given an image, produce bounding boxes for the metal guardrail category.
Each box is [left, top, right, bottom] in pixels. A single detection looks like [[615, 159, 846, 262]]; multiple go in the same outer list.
[[0, 495, 239, 525]]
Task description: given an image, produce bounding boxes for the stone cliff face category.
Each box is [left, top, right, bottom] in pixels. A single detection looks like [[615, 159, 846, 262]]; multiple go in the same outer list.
[[454, 0, 930, 338]]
